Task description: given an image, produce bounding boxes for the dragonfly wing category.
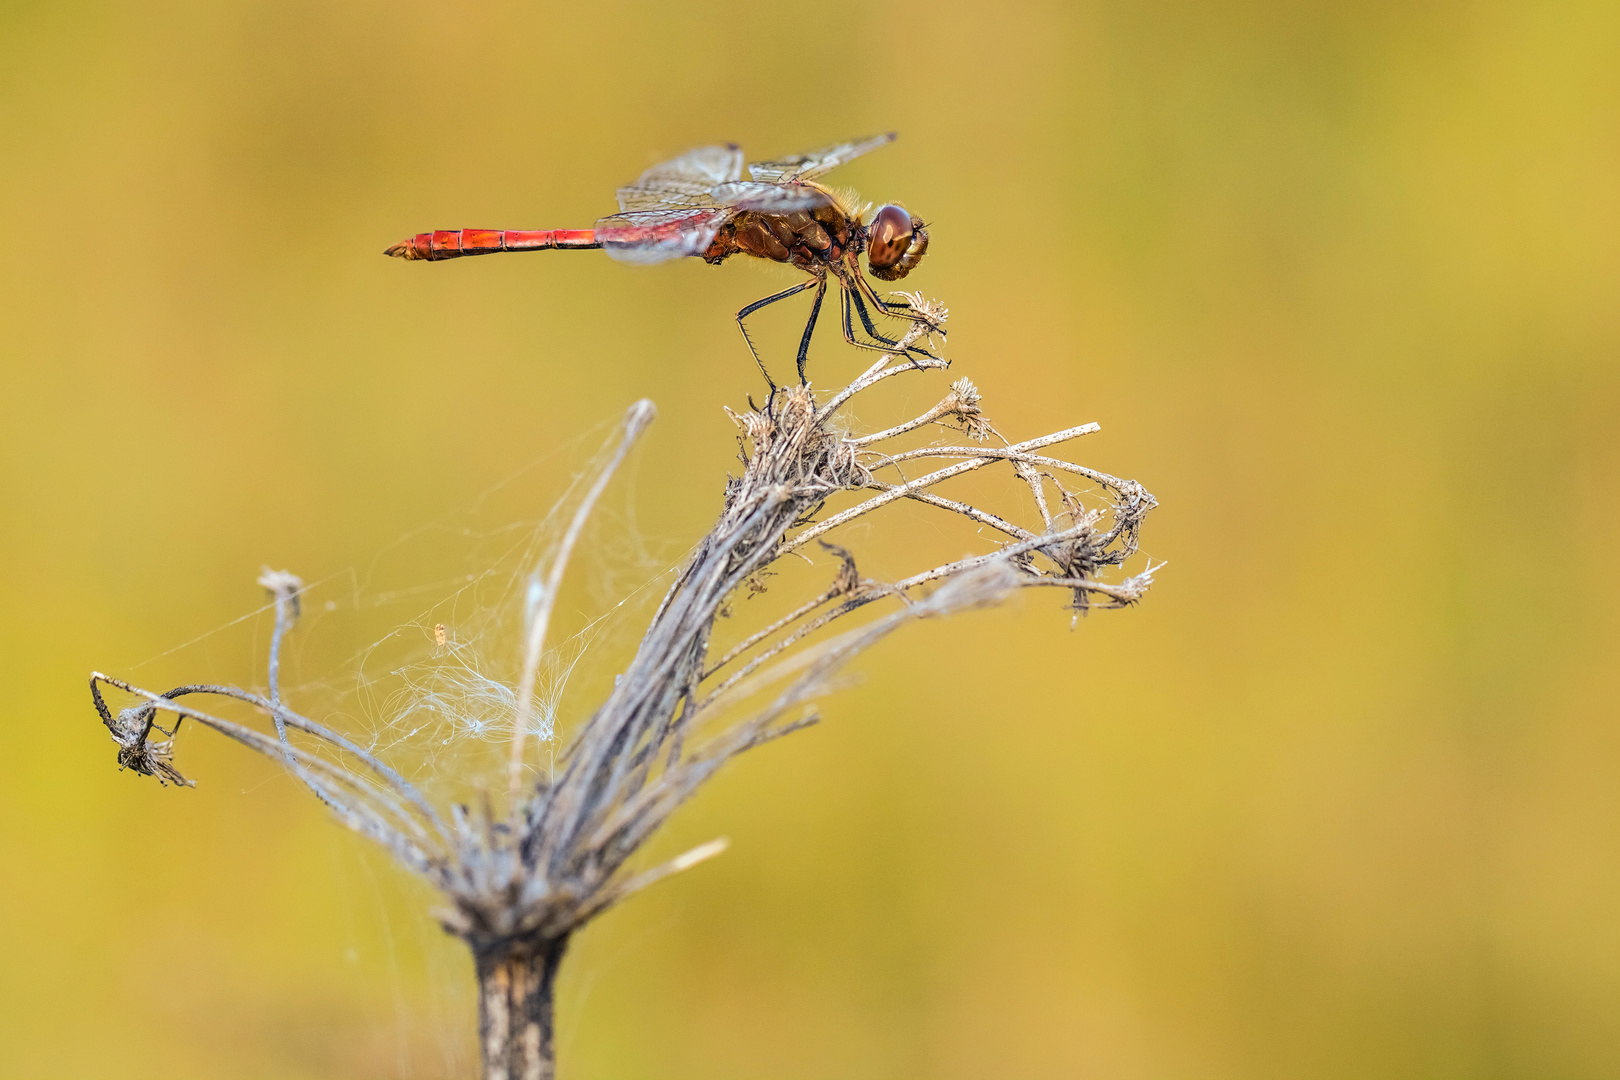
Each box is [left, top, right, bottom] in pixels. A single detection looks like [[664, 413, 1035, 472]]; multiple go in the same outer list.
[[617, 143, 745, 212], [711, 181, 831, 213], [616, 181, 714, 212], [747, 132, 897, 183], [595, 207, 734, 264]]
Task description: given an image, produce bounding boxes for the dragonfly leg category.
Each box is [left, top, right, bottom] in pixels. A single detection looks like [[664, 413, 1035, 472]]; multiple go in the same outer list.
[[853, 273, 947, 339], [840, 288, 921, 359], [737, 278, 821, 391], [848, 286, 900, 346], [849, 286, 940, 362], [796, 278, 828, 386]]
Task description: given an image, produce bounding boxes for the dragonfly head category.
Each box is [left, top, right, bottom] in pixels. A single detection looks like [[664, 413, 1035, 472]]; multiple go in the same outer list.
[[865, 204, 929, 281]]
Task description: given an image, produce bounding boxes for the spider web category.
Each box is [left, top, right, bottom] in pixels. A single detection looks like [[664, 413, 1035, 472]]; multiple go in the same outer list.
[[122, 416, 682, 803]]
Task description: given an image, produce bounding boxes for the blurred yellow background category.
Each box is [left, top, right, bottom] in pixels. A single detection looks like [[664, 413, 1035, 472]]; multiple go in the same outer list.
[[3, 1, 1618, 1076]]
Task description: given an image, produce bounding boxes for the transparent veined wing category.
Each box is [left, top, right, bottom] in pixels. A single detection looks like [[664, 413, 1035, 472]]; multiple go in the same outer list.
[[616, 143, 744, 212], [746, 132, 897, 183], [616, 182, 718, 212], [710, 180, 832, 214], [594, 206, 735, 265]]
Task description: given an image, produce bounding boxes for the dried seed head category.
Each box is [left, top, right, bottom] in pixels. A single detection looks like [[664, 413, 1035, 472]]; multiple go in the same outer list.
[[257, 567, 304, 619], [946, 377, 992, 441], [116, 736, 193, 788], [725, 404, 772, 446], [818, 540, 863, 597], [949, 377, 981, 409], [104, 703, 194, 787]]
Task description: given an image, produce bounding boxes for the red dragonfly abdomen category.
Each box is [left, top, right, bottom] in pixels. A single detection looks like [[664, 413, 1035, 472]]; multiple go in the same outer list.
[[384, 229, 602, 261]]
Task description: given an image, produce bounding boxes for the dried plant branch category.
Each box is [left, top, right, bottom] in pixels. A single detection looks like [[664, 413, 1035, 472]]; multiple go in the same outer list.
[[510, 402, 656, 799], [876, 444, 1142, 497], [86, 294, 1157, 1079], [847, 375, 988, 447], [871, 485, 1038, 541], [90, 673, 451, 869], [257, 568, 301, 761], [782, 423, 1101, 554], [703, 586, 841, 680]]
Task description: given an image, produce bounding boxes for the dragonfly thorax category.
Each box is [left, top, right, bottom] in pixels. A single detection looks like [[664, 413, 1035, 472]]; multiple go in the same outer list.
[[704, 202, 857, 272], [705, 199, 928, 284]]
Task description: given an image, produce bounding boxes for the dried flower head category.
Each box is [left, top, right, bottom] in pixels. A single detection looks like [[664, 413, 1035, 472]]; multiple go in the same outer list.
[[946, 376, 991, 440], [102, 701, 193, 787], [86, 296, 1156, 1079]]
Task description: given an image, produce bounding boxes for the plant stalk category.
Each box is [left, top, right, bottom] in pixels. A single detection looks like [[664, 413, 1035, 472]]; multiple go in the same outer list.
[[476, 935, 569, 1080]]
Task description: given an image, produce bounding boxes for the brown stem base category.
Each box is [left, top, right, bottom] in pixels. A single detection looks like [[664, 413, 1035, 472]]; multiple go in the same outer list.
[[476, 935, 569, 1080]]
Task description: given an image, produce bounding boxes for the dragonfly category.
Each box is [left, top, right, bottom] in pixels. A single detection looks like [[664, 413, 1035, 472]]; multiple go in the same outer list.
[[385, 133, 941, 389]]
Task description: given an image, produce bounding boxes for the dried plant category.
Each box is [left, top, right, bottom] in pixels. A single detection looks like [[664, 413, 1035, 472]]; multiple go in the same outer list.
[[89, 300, 1158, 1079]]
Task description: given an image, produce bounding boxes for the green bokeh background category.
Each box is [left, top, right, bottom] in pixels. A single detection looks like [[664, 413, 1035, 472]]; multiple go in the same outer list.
[[3, 2, 1618, 1077]]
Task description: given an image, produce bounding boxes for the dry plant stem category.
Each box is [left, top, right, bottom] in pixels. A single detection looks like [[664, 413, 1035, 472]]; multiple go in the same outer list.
[[814, 315, 947, 421], [875, 486, 1036, 541], [509, 401, 656, 800], [783, 423, 1101, 555], [87, 294, 1157, 1080], [90, 673, 453, 866], [703, 587, 838, 679], [259, 569, 300, 766], [478, 936, 567, 1080], [847, 394, 960, 447], [878, 445, 1137, 492], [1015, 459, 1056, 531], [698, 520, 1095, 699], [1018, 576, 1156, 602]]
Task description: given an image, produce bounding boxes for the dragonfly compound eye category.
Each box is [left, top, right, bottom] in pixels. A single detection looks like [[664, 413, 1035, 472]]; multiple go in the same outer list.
[[866, 204, 929, 281]]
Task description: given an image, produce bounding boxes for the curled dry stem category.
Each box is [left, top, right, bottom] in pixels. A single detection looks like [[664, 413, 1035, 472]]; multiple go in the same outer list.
[[509, 400, 657, 800]]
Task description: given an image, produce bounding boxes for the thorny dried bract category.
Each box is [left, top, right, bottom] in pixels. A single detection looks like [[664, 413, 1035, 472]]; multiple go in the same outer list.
[[96, 691, 192, 788], [87, 296, 1158, 1079]]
